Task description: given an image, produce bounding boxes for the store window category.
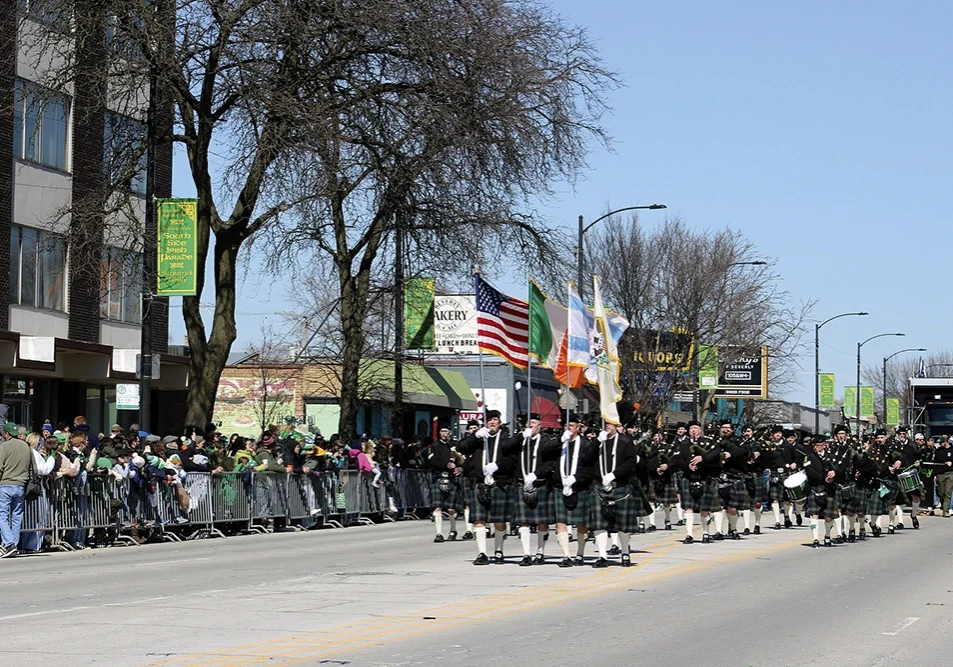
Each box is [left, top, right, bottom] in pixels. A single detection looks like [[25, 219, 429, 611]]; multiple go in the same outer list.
[[9, 225, 66, 311]]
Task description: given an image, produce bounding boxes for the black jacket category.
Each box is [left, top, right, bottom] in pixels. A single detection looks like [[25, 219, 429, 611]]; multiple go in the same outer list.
[[457, 428, 521, 486], [539, 434, 598, 492], [595, 433, 639, 486], [517, 433, 558, 487]]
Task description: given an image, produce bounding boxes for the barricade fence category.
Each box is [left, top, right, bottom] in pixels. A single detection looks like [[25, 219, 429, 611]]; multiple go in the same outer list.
[[17, 468, 438, 551]]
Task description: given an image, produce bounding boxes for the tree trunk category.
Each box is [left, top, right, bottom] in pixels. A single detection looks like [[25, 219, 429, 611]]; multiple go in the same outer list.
[[337, 269, 367, 440]]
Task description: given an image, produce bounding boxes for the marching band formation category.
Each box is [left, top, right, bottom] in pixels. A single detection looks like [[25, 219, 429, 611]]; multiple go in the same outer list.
[[428, 412, 950, 566]]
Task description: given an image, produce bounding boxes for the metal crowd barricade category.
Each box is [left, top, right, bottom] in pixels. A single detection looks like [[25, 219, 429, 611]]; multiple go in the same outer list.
[[285, 472, 318, 530], [251, 471, 289, 532], [211, 472, 252, 533], [396, 468, 432, 517]]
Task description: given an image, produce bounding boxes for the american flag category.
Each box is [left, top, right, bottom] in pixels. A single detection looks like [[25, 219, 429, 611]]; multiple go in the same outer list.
[[475, 273, 529, 369]]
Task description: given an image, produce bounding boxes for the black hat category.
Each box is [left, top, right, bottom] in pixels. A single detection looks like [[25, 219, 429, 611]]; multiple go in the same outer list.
[[437, 423, 451, 431], [567, 413, 581, 424], [719, 419, 732, 428], [897, 425, 909, 433], [874, 428, 886, 436], [770, 424, 783, 434], [467, 419, 480, 427], [833, 425, 847, 435], [485, 409, 501, 421], [687, 420, 700, 428], [529, 412, 541, 422], [782, 429, 796, 438], [676, 422, 687, 428]]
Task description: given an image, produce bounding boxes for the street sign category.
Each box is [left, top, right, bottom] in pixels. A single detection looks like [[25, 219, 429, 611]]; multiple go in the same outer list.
[[117, 383, 140, 410]]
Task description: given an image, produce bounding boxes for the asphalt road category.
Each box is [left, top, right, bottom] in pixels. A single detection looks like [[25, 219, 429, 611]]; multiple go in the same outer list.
[[2, 512, 952, 667]]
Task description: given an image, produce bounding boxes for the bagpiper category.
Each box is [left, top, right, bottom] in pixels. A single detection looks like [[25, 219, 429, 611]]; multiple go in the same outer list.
[[428, 424, 466, 543], [677, 421, 722, 544], [514, 413, 558, 566], [550, 413, 598, 567]]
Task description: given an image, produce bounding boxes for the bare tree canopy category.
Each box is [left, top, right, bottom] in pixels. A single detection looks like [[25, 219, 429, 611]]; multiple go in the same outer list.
[[863, 350, 953, 423], [21, 0, 616, 433]]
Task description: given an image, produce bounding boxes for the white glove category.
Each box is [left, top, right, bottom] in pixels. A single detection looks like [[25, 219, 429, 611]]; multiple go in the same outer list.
[[598, 430, 608, 443], [522, 427, 533, 439], [563, 474, 576, 488], [483, 462, 499, 476], [561, 430, 572, 443], [523, 472, 537, 488], [602, 472, 615, 487], [475, 427, 491, 439], [563, 485, 574, 496]]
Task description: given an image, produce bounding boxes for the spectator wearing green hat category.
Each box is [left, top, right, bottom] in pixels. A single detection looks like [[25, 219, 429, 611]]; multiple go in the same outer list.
[[0, 422, 31, 557]]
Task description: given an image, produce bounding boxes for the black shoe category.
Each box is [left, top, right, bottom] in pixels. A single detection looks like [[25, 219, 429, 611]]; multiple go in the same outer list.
[[812, 539, 820, 549], [834, 535, 845, 544], [859, 529, 867, 540], [558, 557, 573, 568], [743, 528, 751, 536], [592, 557, 609, 568], [684, 535, 694, 544], [913, 517, 920, 529], [796, 513, 803, 526], [730, 530, 741, 541], [784, 517, 792, 529], [676, 519, 685, 527], [532, 554, 545, 565], [433, 534, 445, 544], [509, 528, 519, 537], [887, 525, 895, 535], [824, 537, 833, 547], [647, 524, 657, 532], [473, 553, 490, 565], [493, 551, 505, 564], [847, 531, 856, 543], [754, 525, 761, 535], [713, 532, 724, 541], [774, 522, 781, 531], [462, 531, 475, 541], [872, 526, 882, 538], [664, 521, 673, 530], [572, 555, 585, 566], [638, 523, 647, 534], [518, 555, 533, 567], [895, 523, 905, 531], [702, 533, 712, 544], [621, 554, 632, 567], [448, 531, 458, 541], [608, 545, 621, 555]]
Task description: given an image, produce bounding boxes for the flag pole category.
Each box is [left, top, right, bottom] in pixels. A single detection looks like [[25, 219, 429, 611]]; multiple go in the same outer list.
[[565, 281, 571, 427], [475, 270, 488, 426], [526, 280, 533, 426]]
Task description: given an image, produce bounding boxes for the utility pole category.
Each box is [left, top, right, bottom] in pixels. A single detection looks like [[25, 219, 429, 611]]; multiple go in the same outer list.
[[392, 208, 405, 438], [139, 46, 158, 432]]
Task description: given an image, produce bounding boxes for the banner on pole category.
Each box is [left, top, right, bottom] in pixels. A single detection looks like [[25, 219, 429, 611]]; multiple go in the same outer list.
[[156, 198, 198, 296], [404, 277, 435, 350], [886, 398, 900, 426], [819, 373, 835, 408], [860, 386, 875, 418], [697, 344, 718, 388], [843, 386, 857, 417]]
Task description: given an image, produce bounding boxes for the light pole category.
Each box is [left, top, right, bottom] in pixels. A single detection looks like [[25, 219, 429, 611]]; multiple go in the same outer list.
[[856, 333, 904, 435], [576, 204, 666, 302], [883, 348, 926, 424], [927, 364, 953, 375], [813, 312, 868, 435]]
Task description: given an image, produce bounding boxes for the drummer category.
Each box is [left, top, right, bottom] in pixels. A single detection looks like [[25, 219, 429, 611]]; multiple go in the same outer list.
[[783, 429, 804, 527], [895, 425, 923, 529]]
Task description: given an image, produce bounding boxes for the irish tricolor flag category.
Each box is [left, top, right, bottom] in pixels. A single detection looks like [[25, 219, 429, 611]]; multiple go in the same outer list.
[[528, 281, 588, 388]]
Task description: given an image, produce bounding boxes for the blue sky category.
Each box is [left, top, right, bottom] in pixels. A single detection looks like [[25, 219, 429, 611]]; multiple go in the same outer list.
[[170, 2, 951, 407]]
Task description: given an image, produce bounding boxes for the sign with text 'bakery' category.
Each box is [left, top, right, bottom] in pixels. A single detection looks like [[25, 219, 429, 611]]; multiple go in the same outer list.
[[711, 346, 768, 399], [433, 294, 478, 354]]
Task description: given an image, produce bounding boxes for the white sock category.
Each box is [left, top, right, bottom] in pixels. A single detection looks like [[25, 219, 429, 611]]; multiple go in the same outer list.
[[787, 503, 794, 520], [811, 520, 819, 541], [619, 531, 631, 555], [611, 533, 620, 548], [743, 509, 752, 530], [727, 513, 739, 533], [848, 515, 857, 532], [685, 511, 695, 537], [824, 520, 833, 538], [677, 505, 684, 521], [493, 529, 505, 554], [434, 511, 444, 536], [713, 512, 724, 535], [475, 527, 488, 555], [556, 531, 571, 557], [896, 506, 904, 526], [912, 498, 921, 516], [449, 514, 458, 534], [464, 507, 472, 533], [772, 502, 782, 523], [832, 517, 841, 537], [754, 507, 762, 527], [595, 530, 609, 559], [518, 526, 532, 556], [871, 515, 880, 529], [704, 515, 714, 535], [663, 505, 672, 524], [537, 529, 548, 555], [576, 533, 587, 557]]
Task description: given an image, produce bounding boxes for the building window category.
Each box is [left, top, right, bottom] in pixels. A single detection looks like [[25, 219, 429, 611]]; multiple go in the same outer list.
[[13, 79, 70, 172], [9, 225, 66, 311], [16, 0, 70, 30], [104, 112, 147, 195], [100, 248, 142, 324]]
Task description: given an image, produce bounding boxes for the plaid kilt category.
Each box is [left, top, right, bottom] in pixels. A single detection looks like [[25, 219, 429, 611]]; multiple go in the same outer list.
[[805, 485, 838, 520], [767, 470, 788, 503], [716, 477, 747, 511], [589, 484, 647, 533], [653, 476, 680, 506], [465, 483, 515, 524], [431, 476, 465, 512], [680, 478, 721, 513], [835, 483, 859, 513], [512, 485, 556, 526], [865, 486, 887, 516], [555, 488, 593, 526], [881, 479, 900, 507], [744, 474, 769, 506]]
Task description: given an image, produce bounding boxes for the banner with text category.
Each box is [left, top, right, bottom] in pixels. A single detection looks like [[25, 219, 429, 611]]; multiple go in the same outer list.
[[886, 397, 900, 426], [843, 386, 857, 417], [819, 373, 835, 408], [860, 386, 875, 418], [697, 344, 718, 388], [404, 277, 435, 350], [711, 345, 768, 399], [157, 198, 198, 296]]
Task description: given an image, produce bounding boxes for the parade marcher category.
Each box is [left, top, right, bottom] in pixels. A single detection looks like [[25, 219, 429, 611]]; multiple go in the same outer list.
[[783, 430, 805, 527], [550, 413, 598, 567], [676, 421, 722, 544], [894, 425, 922, 528], [590, 422, 646, 567], [914, 433, 937, 515], [715, 420, 748, 540], [858, 429, 893, 537], [634, 431, 659, 533], [457, 410, 521, 565], [650, 429, 681, 530], [758, 425, 791, 529], [739, 425, 766, 534], [932, 436, 953, 516], [825, 426, 855, 542], [804, 436, 839, 548], [459, 420, 480, 540], [514, 414, 558, 566], [428, 425, 465, 543], [670, 422, 689, 525]]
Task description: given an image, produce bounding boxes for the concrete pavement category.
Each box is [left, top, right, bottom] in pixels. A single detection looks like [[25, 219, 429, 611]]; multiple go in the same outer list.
[[1, 514, 951, 666]]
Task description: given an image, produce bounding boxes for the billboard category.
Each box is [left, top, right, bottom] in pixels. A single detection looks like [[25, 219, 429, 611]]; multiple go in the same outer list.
[[711, 346, 768, 399], [623, 328, 695, 372], [433, 294, 478, 354]]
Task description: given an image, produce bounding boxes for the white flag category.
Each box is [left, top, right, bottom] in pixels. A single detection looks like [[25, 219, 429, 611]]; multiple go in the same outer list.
[[592, 275, 628, 425]]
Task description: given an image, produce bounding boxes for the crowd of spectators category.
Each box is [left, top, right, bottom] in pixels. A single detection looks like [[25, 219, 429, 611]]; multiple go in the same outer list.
[[0, 411, 440, 558]]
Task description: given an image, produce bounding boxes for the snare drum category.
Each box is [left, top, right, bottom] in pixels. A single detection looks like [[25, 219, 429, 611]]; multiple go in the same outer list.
[[783, 470, 808, 503], [897, 468, 923, 492]]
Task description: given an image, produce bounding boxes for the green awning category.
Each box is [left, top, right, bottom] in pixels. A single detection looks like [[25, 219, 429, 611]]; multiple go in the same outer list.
[[358, 360, 477, 410]]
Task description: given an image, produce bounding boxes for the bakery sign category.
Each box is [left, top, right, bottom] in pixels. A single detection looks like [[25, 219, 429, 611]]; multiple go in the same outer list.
[[434, 294, 478, 354]]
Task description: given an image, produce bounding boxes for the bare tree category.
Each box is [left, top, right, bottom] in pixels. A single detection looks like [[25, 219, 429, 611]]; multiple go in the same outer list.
[[863, 350, 953, 423], [239, 324, 299, 434]]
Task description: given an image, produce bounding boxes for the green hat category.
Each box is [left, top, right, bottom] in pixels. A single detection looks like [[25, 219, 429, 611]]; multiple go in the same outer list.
[[54, 431, 67, 444], [3, 422, 18, 435]]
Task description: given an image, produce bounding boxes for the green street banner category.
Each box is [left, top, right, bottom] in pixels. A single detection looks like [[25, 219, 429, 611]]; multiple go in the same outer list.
[[697, 344, 718, 389], [843, 386, 857, 417], [404, 277, 435, 349], [886, 398, 900, 426], [157, 198, 198, 296], [860, 386, 875, 418], [819, 373, 835, 408]]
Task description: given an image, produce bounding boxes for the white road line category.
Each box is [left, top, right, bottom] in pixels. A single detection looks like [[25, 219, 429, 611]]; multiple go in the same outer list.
[[882, 616, 920, 636]]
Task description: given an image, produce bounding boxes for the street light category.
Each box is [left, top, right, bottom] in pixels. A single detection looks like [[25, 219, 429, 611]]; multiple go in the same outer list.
[[927, 364, 953, 374], [883, 348, 926, 423], [814, 312, 868, 434], [576, 204, 666, 302], [856, 333, 904, 435], [729, 261, 768, 267]]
